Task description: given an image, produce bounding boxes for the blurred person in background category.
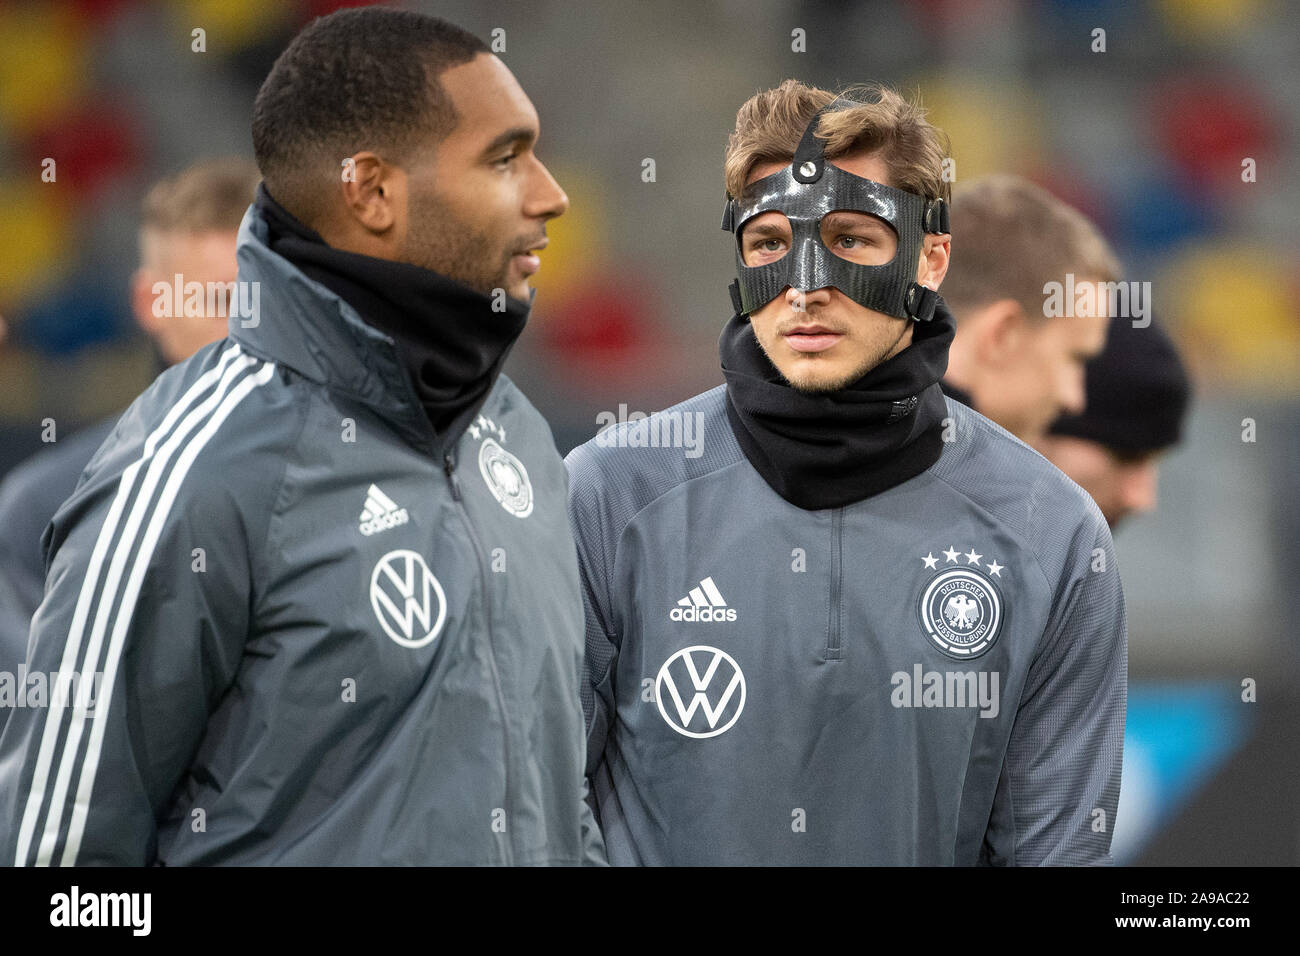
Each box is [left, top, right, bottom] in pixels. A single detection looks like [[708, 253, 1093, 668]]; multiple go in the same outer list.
[[1036, 313, 1191, 531], [0, 158, 259, 690], [940, 174, 1121, 445]]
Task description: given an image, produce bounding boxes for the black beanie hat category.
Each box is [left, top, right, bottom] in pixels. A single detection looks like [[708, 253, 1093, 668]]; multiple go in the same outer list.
[[1049, 313, 1192, 454]]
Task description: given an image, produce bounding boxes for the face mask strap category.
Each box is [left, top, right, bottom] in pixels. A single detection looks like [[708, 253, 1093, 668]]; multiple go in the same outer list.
[[907, 200, 949, 322], [923, 198, 949, 234], [905, 283, 941, 322], [728, 278, 744, 314], [792, 95, 860, 183], [721, 95, 859, 229]]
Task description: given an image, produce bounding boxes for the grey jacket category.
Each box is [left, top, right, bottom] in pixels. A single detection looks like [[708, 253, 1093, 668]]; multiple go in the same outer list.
[[566, 386, 1126, 865], [0, 208, 604, 866]]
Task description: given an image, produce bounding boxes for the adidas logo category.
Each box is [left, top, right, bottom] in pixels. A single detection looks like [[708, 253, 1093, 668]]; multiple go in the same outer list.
[[669, 576, 736, 623], [359, 484, 409, 536]]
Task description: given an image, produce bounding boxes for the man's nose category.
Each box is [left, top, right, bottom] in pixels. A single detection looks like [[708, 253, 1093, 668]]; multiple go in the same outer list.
[[786, 285, 831, 311], [527, 158, 569, 220]]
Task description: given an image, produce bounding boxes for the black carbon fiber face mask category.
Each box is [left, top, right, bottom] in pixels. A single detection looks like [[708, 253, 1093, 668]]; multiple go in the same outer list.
[[721, 98, 949, 323]]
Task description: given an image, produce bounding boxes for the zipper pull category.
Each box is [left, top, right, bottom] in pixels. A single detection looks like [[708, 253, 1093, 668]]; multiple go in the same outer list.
[[443, 454, 462, 501]]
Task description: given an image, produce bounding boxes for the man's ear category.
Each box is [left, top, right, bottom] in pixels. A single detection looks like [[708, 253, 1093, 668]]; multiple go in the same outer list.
[[917, 232, 950, 289], [338, 151, 405, 236], [131, 267, 162, 335], [976, 299, 1029, 367]]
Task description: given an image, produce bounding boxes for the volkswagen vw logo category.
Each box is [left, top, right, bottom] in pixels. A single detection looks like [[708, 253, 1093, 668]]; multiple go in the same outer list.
[[370, 549, 447, 649], [654, 645, 746, 739]]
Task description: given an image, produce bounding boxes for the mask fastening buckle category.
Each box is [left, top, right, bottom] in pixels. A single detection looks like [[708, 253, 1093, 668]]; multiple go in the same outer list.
[[728, 279, 744, 315], [923, 198, 949, 234], [905, 282, 940, 323], [791, 95, 857, 184], [792, 122, 826, 183]]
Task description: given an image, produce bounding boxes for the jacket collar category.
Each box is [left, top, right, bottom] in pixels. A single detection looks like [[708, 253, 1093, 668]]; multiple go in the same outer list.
[[228, 205, 438, 453]]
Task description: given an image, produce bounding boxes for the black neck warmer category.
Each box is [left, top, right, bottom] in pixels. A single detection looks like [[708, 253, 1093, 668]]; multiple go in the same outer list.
[[720, 301, 956, 510], [254, 184, 529, 444]]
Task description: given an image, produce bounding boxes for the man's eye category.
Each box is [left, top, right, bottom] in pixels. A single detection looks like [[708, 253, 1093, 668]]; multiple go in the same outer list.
[[759, 239, 784, 252], [493, 152, 519, 168], [837, 235, 872, 248]]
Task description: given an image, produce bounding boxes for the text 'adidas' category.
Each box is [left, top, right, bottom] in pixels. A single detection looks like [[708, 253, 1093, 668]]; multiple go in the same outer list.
[[359, 484, 410, 536], [669, 576, 737, 622]]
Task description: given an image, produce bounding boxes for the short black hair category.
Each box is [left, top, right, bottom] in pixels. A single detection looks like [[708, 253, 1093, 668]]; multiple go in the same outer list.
[[251, 6, 488, 225]]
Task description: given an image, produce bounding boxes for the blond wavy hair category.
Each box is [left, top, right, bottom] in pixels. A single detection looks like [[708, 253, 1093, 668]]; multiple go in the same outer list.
[[723, 79, 951, 202]]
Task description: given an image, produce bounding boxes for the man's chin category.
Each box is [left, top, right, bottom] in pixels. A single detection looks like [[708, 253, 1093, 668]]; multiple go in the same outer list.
[[456, 271, 529, 306], [765, 348, 867, 393], [503, 280, 533, 306], [778, 363, 864, 394]]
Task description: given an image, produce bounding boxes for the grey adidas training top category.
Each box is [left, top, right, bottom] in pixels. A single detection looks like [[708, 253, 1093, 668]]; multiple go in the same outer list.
[[0, 208, 604, 866], [566, 386, 1126, 865]]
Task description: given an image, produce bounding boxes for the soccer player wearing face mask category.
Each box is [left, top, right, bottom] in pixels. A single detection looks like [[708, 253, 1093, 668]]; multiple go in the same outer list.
[[566, 81, 1128, 865]]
